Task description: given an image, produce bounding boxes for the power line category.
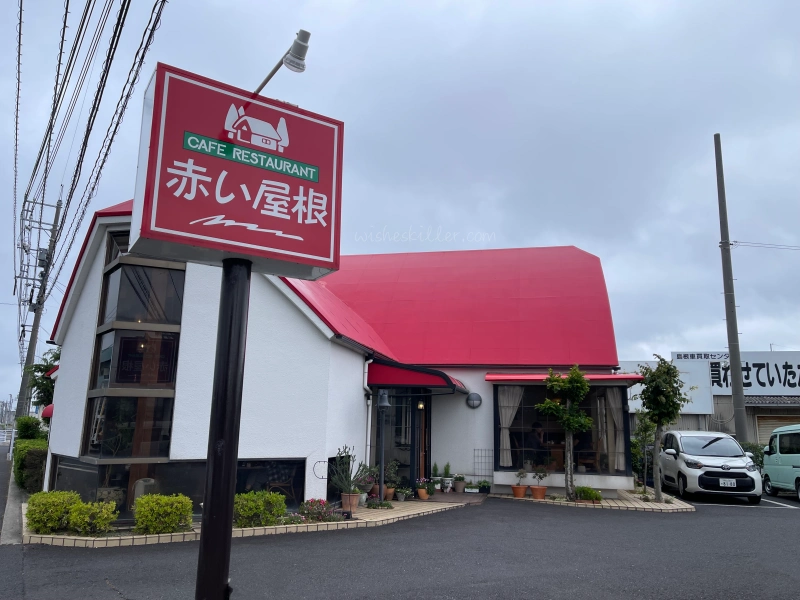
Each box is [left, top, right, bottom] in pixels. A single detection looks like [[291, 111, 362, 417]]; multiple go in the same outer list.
[[49, 0, 168, 299], [731, 240, 800, 251]]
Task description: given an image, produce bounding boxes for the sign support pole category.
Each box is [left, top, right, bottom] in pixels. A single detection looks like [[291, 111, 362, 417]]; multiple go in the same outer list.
[[195, 258, 252, 600]]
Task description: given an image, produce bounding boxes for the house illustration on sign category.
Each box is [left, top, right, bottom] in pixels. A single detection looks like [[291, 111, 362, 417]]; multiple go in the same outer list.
[[224, 104, 289, 153]]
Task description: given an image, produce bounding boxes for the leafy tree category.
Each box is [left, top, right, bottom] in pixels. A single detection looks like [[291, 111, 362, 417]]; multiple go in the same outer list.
[[630, 409, 655, 484], [25, 348, 60, 408], [538, 365, 592, 501], [638, 355, 691, 502]]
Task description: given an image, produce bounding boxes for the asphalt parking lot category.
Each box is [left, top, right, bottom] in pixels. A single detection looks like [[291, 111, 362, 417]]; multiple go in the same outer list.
[[0, 496, 798, 600], [683, 489, 800, 509]]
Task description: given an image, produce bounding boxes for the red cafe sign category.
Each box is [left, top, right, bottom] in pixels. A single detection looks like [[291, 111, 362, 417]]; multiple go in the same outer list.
[[130, 63, 343, 279]]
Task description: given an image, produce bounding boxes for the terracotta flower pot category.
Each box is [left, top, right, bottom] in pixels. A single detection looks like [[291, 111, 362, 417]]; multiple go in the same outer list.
[[453, 481, 466, 493], [511, 485, 528, 498], [384, 487, 395, 501], [369, 484, 379, 496], [529, 485, 547, 500], [417, 488, 429, 500], [341, 493, 360, 513]]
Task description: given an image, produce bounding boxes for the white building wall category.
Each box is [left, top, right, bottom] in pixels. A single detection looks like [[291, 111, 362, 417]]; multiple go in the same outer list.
[[430, 369, 494, 481], [47, 245, 106, 461], [325, 342, 368, 465]]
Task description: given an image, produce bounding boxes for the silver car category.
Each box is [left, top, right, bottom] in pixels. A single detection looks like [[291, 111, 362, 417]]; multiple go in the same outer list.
[[659, 431, 762, 504]]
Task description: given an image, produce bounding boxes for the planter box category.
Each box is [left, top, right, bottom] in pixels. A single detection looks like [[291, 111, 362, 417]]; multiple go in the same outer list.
[[464, 488, 479, 493]]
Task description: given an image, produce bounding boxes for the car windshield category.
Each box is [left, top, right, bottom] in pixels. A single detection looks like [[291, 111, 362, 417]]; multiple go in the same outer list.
[[680, 436, 744, 457]]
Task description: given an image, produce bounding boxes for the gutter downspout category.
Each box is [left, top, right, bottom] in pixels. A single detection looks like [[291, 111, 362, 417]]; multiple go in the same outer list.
[[364, 358, 374, 464]]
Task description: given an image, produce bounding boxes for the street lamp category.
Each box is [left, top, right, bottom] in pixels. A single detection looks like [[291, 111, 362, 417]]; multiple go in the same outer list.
[[254, 30, 311, 95], [194, 29, 310, 600], [377, 389, 390, 503]]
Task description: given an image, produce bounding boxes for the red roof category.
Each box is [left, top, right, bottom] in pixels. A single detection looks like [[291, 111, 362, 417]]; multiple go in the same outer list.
[[55, 202, 619, 369], [44, 366, 59, 378], [307, 248, 618, 367]]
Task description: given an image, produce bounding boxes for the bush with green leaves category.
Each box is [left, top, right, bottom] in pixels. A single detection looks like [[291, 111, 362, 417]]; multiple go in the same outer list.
[[298, 498, 341, 522], [22, 448, 48, 493], [13, 438, 48, 488], [68, 501, 119, 536], [575, 486, 602, 501], [16, 416, 45, 440], [26, 491, 81, 534], [133, 494, 193, 534], [233, 491, 286, 528], [739, 441, 764, 470]]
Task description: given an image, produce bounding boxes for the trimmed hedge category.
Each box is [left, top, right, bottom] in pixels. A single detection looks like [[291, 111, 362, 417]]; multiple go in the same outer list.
[[23, 448, 48, 494], [233, 491, 286, 528], [16, 416, 44, 440], [68, 501, 119, 536], [575, 486, 603, 501], [13, 438, 48, 489], [134, 494, 193, 535], [26, 491, 81, 534]]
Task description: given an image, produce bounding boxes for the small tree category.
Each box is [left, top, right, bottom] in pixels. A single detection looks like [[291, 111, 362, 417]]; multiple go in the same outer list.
[[638, 355, 691, 502], [538, 365, 592, 501], [630, 409, 655, 486], [25, 348, 60, 408]]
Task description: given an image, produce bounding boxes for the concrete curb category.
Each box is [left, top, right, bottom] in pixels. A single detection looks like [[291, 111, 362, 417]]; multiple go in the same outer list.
[[0, 468, 27, 545], [488, 492, 695, 513], [21, 501, 466, 548]]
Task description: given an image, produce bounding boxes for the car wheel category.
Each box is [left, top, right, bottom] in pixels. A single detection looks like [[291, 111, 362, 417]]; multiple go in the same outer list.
[[796, 481, 800, 503], [748, 495, 762, 505], [764, 476, 779, 497], [661, 475, 668, 492], [678, 474, 690, 499]]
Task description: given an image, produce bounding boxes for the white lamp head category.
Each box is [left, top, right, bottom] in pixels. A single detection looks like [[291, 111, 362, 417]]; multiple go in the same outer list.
[[283, 29, 310, 73]]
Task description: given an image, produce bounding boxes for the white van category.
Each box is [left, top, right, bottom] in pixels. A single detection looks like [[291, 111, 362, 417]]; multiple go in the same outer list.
[[762, 423, 800, 501]]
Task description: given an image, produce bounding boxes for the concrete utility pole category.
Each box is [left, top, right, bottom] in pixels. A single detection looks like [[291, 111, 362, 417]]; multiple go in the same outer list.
[[16, 200, 62, 418], [713, 134, 749, 443]]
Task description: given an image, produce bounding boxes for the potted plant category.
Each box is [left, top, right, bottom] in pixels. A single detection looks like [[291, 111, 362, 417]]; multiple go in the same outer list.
[[329, 445, 362, 513], [415, 479, 429, 500], [511, 469, 528, 498], [464, 481, 480, 493], [477, 479, 492, 494], [452, 474, 466, 493], [395, 486, 412, 502], [575, 486, 602, 504], [354, 464, 377, 506], [529, 465, 548, 500], [442, 462, 454, 490], [425, 479, 437, 497], [431, 463, 441, 489], [383, 459, 399, 500]]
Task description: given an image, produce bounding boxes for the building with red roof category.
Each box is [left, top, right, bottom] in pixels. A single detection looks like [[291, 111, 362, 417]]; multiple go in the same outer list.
[[44, 201, 640, 517]]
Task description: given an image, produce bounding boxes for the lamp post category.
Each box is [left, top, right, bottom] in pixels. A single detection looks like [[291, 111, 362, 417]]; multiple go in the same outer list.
[[194, 29, 310, 600], [377, 389, 390, 503]]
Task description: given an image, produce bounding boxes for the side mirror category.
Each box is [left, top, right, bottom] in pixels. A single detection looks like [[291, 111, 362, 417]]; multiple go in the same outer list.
[[664, 449, 677, 457], [745, 452, 754, 459], [763, 445, 771, 456]]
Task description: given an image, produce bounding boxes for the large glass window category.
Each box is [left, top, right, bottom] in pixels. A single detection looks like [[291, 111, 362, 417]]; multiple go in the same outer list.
[[495, 385, 627, 475], [53, 456, 99, 503], [101, 265, 184, 325], [93, 330, 179, 389], [779, 433, 800, 455], [84, 397, 173, 459]]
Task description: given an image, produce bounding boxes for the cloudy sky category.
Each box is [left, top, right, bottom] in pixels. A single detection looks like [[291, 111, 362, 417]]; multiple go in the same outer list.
[[1, 0, 798, 401]]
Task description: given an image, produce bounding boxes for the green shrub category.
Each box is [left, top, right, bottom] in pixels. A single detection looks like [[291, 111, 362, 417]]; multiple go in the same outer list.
[[23, 448, 48, 493], [26, 491, 81, 534], [68, 501, 119, 536], [740, 442, 764, 470], [133, 494, 193, 534], [575, 486, 602, 501], [298, 498, 339, 522], [13, 438, 48, 488], [16, 416, 44, 440], [233, 491, 287, 528]]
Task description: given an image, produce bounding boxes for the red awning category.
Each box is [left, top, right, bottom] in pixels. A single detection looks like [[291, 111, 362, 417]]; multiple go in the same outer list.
[[485, 373, 643, 387], [41, 404, 54, 418], [368, 360, 468, 393]]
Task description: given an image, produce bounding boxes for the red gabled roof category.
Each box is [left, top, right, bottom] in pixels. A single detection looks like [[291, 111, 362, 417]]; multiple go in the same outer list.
[[45, 366, 59, 378], [55, 202, 619, 369], [308, 248, 618, 367]]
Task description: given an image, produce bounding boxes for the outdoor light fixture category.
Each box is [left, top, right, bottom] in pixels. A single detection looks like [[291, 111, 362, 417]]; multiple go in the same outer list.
[[283, 30, 310, 73], [254, 29, 311, 96], [378, 389, 391, 411], [466, 393, 482, 409], [417, 400, 425, 410]]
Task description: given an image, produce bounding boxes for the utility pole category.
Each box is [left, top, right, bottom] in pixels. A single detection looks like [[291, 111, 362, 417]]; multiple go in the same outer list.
[[16, 199, 62, 418], [714, 134, 749, 443]]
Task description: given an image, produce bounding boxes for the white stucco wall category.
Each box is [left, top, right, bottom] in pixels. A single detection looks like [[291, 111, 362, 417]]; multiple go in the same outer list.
[[430, 369, 494, 481], [325, 342, 368, 464], [48, 242, 106, 460]]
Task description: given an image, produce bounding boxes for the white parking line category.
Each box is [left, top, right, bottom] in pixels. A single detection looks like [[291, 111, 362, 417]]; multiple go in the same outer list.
[[761, 498, 800, 509]]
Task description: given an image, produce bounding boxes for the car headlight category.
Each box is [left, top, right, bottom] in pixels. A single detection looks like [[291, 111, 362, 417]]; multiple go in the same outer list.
[[683, 459, 704, 469], [746, 462, 758, 472]]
